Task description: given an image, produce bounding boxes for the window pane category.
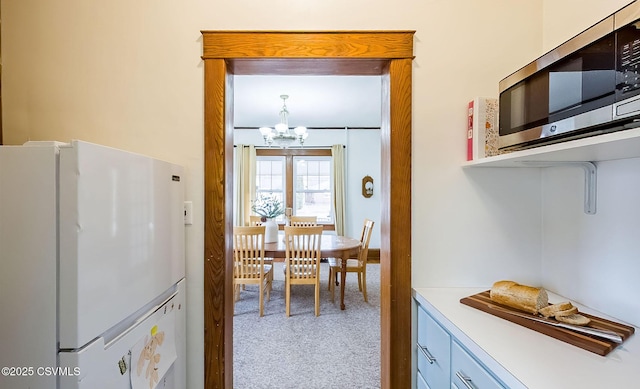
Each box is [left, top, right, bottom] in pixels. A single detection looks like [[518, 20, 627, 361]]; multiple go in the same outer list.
[[319, 162, 330, 175], [295, 192, 332, 222], [255, 157, 285, 222], [307, 160, 319, 175], [262, 161, 272, 175], [307, 176, 319, 190], [319, 176, 331, 190], [256, 158, 284, 191], [271, 176, 283, 190], [293, 156, 332, 223]]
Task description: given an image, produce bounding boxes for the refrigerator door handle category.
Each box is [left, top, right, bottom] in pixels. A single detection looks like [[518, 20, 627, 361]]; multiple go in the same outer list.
[[104, 288, 179, 349]]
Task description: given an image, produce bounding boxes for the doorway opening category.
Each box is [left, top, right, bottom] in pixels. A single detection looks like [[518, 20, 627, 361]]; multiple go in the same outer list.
[[201, 31, 414, 389]]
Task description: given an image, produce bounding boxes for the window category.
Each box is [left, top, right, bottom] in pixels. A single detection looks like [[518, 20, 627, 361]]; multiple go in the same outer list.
[[255, 156, 285, 220], [256, 148, 334, 229], [294, 156, 332, 222]]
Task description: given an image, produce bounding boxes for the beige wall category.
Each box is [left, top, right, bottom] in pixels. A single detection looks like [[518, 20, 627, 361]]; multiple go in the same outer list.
[[542, 0, 634, 51], [13, 1, 635, 387]]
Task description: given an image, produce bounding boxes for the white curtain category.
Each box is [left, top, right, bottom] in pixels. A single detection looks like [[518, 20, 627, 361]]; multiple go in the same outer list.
[[233, 144, 256, 226], [332, 144, 346, 236]]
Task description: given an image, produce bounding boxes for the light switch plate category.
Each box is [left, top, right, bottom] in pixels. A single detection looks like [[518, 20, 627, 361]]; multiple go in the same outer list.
[[184, 201, 193, 225]]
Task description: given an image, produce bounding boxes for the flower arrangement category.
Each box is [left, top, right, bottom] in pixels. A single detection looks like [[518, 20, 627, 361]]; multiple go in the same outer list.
[[251, 193, 285, 221]]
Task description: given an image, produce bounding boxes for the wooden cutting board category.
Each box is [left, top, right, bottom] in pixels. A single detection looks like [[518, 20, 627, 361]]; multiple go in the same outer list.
[[460, 290, 635, 356]]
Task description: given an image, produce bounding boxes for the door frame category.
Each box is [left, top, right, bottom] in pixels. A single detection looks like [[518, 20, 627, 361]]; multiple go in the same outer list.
[[201, 30, 414, 389]]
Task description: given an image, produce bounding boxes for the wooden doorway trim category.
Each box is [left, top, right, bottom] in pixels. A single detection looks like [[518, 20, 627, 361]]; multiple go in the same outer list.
[[201, 30, 414, 389]]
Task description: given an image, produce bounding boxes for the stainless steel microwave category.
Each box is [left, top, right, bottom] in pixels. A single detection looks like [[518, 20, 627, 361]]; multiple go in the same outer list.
[[499, 1, 640, 151]]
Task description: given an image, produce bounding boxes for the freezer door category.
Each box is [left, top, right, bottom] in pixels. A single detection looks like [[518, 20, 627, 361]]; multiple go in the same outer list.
[[58, 141, 185, 350], [59, 279, 186, 389]]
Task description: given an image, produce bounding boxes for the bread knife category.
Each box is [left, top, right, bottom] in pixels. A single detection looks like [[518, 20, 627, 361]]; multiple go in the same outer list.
[[487, 303, 623, 344]]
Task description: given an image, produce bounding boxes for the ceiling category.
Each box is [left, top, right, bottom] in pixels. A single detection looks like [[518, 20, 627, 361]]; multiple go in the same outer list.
[[233, 75, 382, 129]]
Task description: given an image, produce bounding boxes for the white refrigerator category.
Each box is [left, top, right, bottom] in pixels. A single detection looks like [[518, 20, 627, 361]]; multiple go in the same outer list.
[[0, 140, 186, 389]]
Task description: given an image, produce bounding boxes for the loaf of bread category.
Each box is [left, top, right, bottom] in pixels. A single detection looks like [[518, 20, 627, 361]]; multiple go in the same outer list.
[[490, 280, 549, 315]]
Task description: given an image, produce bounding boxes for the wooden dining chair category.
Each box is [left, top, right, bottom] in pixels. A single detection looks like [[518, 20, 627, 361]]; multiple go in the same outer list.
[[233, 226, 274, 317], [328, 218, 375, 302], [283, 225, 323, 316], [289, 215, 318, 226]]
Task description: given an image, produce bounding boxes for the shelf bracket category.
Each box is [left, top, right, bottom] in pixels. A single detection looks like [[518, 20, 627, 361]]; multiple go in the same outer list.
[[518, 161, 597, 215]]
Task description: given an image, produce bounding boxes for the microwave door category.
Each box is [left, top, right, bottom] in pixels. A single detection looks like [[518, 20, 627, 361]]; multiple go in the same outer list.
[[500, 34, 617, 150], [614, 20, 640, 120]]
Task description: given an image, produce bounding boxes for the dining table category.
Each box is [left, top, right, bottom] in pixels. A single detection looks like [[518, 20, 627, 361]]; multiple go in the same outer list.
[[264, 232, 361, 310]]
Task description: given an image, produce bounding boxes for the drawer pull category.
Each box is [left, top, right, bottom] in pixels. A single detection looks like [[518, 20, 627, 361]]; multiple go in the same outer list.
[[417, 343, 436, 364], [455, 371, 476, 389]]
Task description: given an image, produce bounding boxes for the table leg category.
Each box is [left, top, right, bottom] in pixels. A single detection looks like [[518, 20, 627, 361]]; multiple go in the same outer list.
[[340, 252, 347, 310]]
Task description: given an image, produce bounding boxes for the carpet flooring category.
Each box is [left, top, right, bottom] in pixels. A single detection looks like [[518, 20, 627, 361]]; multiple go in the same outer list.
[[233, 262, 381, 389]]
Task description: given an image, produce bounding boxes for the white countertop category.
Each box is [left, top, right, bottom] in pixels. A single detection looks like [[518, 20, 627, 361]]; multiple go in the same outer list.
[[413, 287, 639, 389]]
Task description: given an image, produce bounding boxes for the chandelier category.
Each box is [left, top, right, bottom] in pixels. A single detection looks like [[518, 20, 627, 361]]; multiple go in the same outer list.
[[259, 94, 308, 147]]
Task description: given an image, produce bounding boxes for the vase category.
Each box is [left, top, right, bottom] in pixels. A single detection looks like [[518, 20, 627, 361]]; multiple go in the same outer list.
[[264, 218, 278, 243]]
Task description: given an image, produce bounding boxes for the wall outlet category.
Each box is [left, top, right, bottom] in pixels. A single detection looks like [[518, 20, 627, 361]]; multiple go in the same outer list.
[[184, 201, 193, 225]]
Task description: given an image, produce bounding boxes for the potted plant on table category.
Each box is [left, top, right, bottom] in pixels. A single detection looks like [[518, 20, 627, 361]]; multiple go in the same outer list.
[[251, 193, 284, 243]]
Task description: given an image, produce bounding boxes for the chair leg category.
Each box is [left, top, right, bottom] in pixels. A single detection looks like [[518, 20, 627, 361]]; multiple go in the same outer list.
[[232, 284, 237, 314], [362, 269, 368, 303], [266, 278, 272, 301], [315, 282, 320, 316], [266, 268, 273, 301], [234, 284, 240, 302], [285, 279, 291, 317], [357, 272, 362, 291], [259, 281, 264, 317], [327, 267, 332, 291], [330, 273, 335, 302]]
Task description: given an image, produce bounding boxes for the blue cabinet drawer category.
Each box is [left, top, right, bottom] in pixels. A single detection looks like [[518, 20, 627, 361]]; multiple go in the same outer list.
[[416, 370, 430, 389], [417, 306, 450, 389], [451, 341, 505, 389]]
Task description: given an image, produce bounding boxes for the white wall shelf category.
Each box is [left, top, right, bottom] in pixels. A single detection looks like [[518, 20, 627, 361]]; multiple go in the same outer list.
[[462, 128, 640, 214], [462, 127, 640, 168]]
